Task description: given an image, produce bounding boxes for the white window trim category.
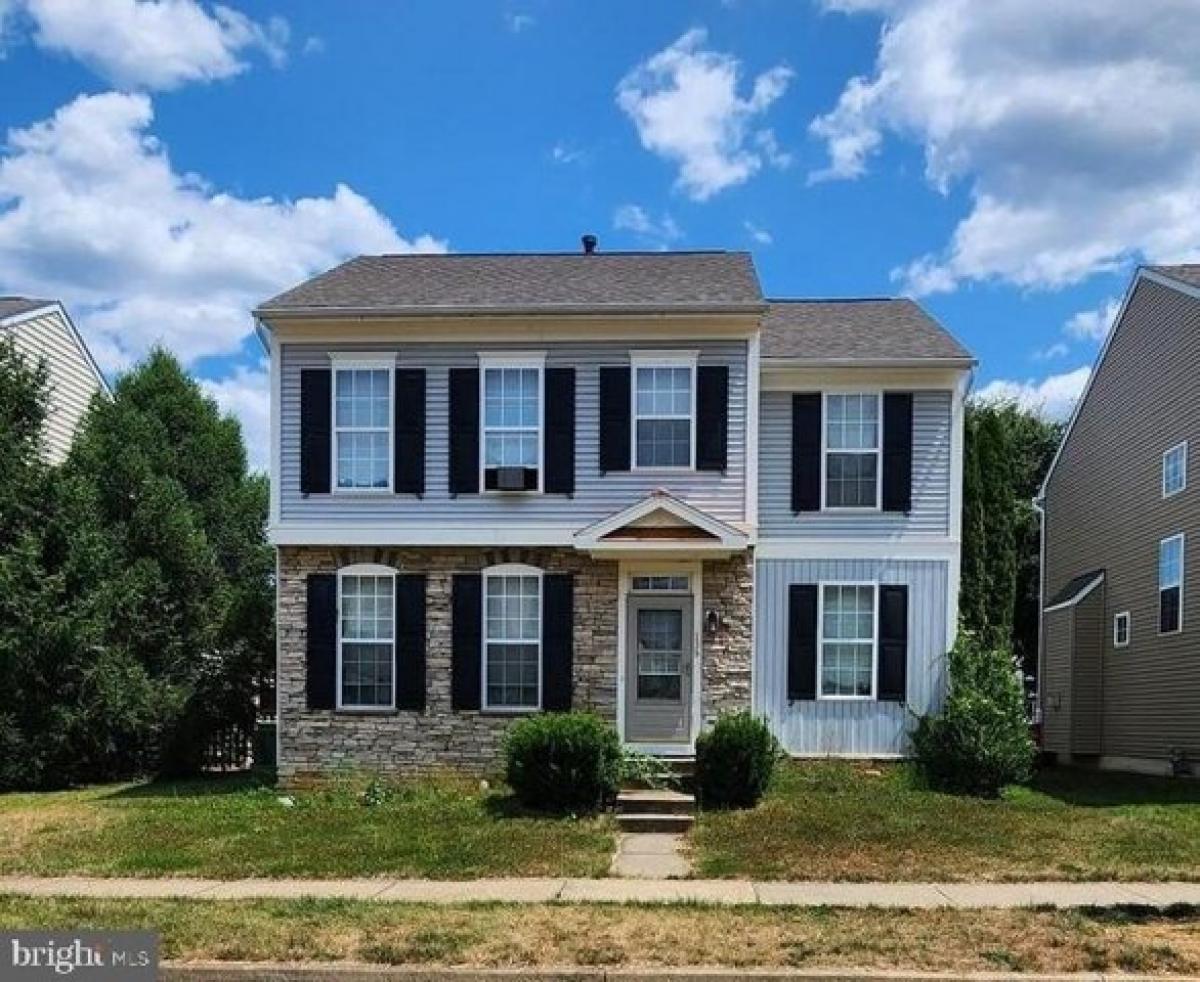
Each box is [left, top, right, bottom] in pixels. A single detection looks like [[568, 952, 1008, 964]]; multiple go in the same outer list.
[[329, 354, 395, 495], [820, 390, 883, 513], [1159, 533, 1185, 636], [478, 353, 546, 495], [336, 563, 397, 711], [630, 574, 692, 594], [1113, 610, 1131, 648], [816, 580, 878, 701], [1163, 441, 1188, 498], [481, 562, 543, 712], [630, 350, 698, 472]]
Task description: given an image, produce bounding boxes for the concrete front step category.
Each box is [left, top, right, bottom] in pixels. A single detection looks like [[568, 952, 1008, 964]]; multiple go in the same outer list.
[[616, 789, 696, 815], [616, 812, 695, 834]]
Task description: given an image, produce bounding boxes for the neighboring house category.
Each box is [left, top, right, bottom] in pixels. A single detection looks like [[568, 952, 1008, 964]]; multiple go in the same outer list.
[[255, 244, 972, 781], [1039, 265, 1200, 775], [1, 296, 109, 464]]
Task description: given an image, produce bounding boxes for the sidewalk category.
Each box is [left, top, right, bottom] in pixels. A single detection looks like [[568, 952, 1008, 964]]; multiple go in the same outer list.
[[3, 875, 1200, 907]]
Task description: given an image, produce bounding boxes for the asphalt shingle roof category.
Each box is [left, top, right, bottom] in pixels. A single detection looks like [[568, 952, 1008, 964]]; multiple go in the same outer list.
[[1149, 265, 1200, 290], [0, 297, 54, 322], [258, 252, 764, 314], [1045, 570, 1105, 610], [761, 298, 973, 363]]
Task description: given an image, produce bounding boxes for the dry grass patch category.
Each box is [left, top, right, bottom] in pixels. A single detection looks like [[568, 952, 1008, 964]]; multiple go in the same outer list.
[[2, 897, 1200, 972]]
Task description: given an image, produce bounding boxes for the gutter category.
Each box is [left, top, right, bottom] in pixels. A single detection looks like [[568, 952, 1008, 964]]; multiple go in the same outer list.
[[1032, 494, 1046, 727]]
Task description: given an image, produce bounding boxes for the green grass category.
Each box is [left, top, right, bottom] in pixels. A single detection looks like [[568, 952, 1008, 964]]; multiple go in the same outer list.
[[692, 761, 1200, 881], [0, 771, 613, 879]]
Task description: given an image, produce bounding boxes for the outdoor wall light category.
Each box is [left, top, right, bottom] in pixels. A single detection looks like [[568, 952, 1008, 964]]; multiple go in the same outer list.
[[704, 608, 722, 635]]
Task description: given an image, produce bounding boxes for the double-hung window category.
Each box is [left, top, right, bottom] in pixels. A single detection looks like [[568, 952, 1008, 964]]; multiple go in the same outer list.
[[481, 357, 543, 491], [1159, 533, 1185, 634], [483, 566, 541, 710], [819, 583, 876, 699], [824, 393, 881, 509], [1163, 442, 1188, 497], [338, 566, 395, 710], [333, 359, 392, 491], [633, 355, 695, 469]]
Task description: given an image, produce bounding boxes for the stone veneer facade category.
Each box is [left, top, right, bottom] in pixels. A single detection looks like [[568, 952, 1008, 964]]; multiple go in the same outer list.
[[276, 545, 753, 784]]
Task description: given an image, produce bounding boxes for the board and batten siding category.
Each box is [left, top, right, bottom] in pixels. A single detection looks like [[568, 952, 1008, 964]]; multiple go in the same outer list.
[[754, 558, 949, 756], [758, 389, 952, 539], [5, 309, 104, 464], [279, 340, 748, 525]]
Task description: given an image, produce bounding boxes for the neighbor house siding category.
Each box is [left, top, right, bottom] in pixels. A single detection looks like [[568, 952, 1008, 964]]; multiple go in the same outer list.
[[1043, 276, 1200, 763], [753, 557, 949, 756], [279, 340, 748, 526], [758, 389, 952, 539]]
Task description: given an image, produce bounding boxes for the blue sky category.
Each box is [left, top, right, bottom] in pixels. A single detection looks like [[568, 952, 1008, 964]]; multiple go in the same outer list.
[[3, 0, 1197, 466]]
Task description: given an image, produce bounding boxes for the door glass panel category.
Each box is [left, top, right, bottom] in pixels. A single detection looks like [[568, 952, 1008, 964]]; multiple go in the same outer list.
[[637, 608, 683, 701]]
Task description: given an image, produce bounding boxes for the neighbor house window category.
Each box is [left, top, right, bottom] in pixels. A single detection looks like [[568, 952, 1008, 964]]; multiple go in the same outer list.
[[481, 358, 543, 491], [338, 567, 395, 709], [333, 361, 392, 490], [633, 356, 695, 468], [819, 583, 876, 699], [483, 566, 541, 710], [1113, 611, 1130, 648], [1163, 442, 1188, 497], [1159, 534, 1185, 634], [824, 393, 880, 509]]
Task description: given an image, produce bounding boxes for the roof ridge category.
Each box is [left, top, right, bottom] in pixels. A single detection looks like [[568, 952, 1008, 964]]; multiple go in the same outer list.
[[766, 296, 909, 304], [369, 250, 747, 259]]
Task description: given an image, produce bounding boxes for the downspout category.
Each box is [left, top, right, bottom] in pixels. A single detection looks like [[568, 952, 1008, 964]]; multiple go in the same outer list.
[[1032, 494, 1046, 729]]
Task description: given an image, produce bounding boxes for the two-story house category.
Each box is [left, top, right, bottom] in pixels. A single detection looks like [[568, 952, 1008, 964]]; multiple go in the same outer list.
[[255, 244, 972, 781], [1039, 265, 1200, 775]]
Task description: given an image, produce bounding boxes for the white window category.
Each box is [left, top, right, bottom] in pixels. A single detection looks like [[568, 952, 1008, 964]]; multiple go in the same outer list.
[[333, 360, 392, 491], [819, 583, 877, 699], [1113, 611, 1130, 648], [338, 566, 395, 709], [483, 565, 542, 710], [1159, 533, 1185, 635], [824, 393, 881, 509], [631, 574, 690, 593], [1163, 442, 1188, 497], [633, 355, 696, 469], [481, 357, 543, 491]]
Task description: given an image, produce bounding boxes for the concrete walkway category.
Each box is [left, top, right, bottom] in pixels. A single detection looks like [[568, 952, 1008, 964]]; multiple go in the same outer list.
[[609, 833, 691, 878], [2, 875, 1200, 908]]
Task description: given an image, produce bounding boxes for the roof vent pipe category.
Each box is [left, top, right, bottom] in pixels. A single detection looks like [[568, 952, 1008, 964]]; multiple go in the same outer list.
[[581, 234, 598, 254]]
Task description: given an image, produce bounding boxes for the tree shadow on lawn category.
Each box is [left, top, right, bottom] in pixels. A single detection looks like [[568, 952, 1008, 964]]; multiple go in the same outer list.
[[101, 769, 274, 801], [1030, 766, 1200, 809]]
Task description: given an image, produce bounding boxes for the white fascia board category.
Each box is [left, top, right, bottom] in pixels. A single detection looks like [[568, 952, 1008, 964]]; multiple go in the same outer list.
[[754, 538, 960, 562], [574, 493, 749, 550], [270, 523, 580, 547]]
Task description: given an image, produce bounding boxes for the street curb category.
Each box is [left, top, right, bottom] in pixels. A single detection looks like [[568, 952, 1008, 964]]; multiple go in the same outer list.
[[160, 963, 1200, 982]]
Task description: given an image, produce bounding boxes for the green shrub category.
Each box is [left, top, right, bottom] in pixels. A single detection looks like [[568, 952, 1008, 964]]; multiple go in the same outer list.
[[912, 630, 1035, 797], [502, 712, 621, 813], [695, 711, 780, 808]]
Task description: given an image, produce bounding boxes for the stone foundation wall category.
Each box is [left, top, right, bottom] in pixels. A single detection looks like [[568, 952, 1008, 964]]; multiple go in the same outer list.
[[276, 546, 753, 783]]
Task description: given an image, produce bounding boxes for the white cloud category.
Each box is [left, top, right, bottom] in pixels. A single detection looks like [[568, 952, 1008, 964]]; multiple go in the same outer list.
[[15, 0, 288, 90], [617, 28, 793, 201], [810, 0, 1200, 295], [201, 363, 269, 470], [504, 11, 534, 33], [550, 141, 585, 165], [0, 91, 444, 440], [743, 220, 772, 245], [301, 36, 324, 56], [612, 204, 682, 248], [974, 366, 1091, 420], [1064, 296, 1121, 341], [1031, 341, 1068, 362]]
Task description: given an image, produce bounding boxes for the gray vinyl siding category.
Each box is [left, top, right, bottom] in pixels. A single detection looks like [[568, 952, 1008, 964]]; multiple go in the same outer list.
[[754, 558, 949, 756], [1043, 277, 1200, 762], [6, 309, 104, 464], [280, 340, 748, 525], [1042, 608, 1073, 754], [1072, 588, 1104, 754], [758, 389, 952, 539]]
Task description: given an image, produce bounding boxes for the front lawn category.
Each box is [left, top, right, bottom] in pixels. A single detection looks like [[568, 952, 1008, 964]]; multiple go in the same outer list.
[[0, 772, 612, 879], [692, 761, 1200, 882], [1, 896, 1198, 973]]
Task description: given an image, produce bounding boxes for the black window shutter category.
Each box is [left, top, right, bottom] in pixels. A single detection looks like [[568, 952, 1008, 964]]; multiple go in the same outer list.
[[696, 365, 729, 472], [394, 369, 426, 495], [598, 366, 631, 473], [544, 368, 576, 495], [449, 368, 480, 495], [877, 584, 909, 702], [882, 392, 914, 513], [451, 574, 482, 710], [542, 574, 574, 711], [305, 573, 337, 709], [787, 584, 818, 700], [300, 369, 331, 494], [395, 574, 426, 711], [791, 393, 821, 512]]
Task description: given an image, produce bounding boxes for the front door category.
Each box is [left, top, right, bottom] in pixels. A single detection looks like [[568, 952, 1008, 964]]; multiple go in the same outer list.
[[625, 596, 693, 744]]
